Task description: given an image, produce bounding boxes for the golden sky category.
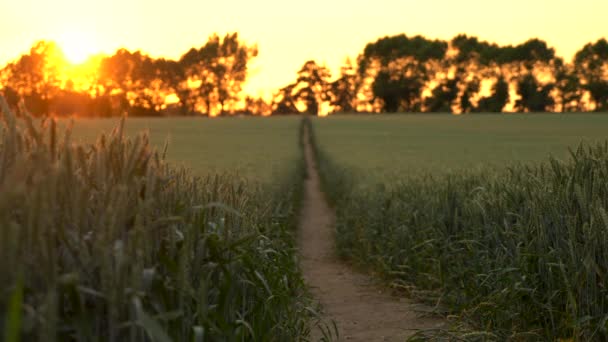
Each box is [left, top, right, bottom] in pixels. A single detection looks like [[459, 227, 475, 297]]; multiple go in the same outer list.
[[1, 0, 606, 97]]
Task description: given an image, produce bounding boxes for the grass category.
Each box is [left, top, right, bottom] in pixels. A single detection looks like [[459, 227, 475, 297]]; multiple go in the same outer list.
[[311, 114, 608, 340], [6, 105, 608, 340], [0, 97, 320, 341], [65, 116, 301, 182], [314, 114, 608, 180]]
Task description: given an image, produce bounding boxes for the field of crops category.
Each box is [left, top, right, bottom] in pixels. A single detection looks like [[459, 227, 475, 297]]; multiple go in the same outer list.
[[0, 98, 324, 341], [311, 114, 608, 340], [313, 114, 608, 179], [4, 106, 608, 341], [67, 116, 301, 182]]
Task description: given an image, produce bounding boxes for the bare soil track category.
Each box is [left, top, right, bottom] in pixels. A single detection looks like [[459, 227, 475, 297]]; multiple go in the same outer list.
[[298, 125, 443, 341]]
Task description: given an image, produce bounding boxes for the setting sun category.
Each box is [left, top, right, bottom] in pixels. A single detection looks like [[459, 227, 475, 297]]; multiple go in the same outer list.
[[56, 31, 97, 65]]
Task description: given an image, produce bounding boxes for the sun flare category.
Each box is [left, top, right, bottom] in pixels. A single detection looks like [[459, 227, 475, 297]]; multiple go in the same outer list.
[[56, 31, 97, 65]]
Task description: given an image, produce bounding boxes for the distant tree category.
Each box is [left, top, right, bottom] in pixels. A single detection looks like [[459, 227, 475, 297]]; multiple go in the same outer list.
[[553, 58, 583, 112], [97, 49, 138, 115], [130, 53, 167, 115], [293, 60, 331, 115], [156, 59, 194, 115], [424, 78, 459, 112], [272, 60, 331, 115], [476, 76, 510, 112], [360, 34, 447, 112], [574, 39, 608, 111], [2, 32, 604, 117], [507, 39, 556, 112], [450, 35, 560, 113], [243, 96, 272, 115], [181, 33, 258, 115], [451, 34, 503, 66], [329, 59, 358, 113], [450, 35, 495, 113], [370, 71, 400, 112], [98, 49, 164, 116], [273, 84, 300, 115], [515, 74, 554, 112], [3, 41, 64, 116], [181, 47, 215, 115], [459, 77, 480, 113], [507, 38, 556, 70], [371, 65, 425, 112]]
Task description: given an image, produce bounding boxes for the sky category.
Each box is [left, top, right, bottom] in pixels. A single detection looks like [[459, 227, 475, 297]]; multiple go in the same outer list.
[[1, 0, 606, 97]]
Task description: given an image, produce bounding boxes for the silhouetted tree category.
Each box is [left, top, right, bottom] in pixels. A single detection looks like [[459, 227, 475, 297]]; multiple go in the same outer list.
[[450, 35, 495, 113], [272, 60, 331, 115], [508, 39, 556, 112], [293, 60, 331, 115], [507, 39, 556, 70], [243, 96, 271, 115], [3, 41, 64, 116], [459, 77, 480, 113], [425, 78, 459, 113], [451, 34, 504, 66], [450, 35, 560, 113], [180, 33, 258, 115], [1, 33, 605, 117], [329, 59, 358, 113], [477, 76, 510, 112], [372, 65, 428, 112], [97, 49, 139, 115], [515, 74, 554, 112], [273, 84, 299, 115], [575, 39, 608, 111], [360, 34, 447, 112], [131, 53, 167, 115], [553, 58, 583, 112], [156, 59, 193, 115], [97, 49, 166, 116]]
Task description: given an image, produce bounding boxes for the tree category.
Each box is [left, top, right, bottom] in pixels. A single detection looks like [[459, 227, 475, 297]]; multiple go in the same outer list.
[[98, 49, 164, 116], [459, 77, 480, 113], [156, 59, 194, 115], [97, 49, 138, 115], [449, 35, 561, 114], [553, 58, 582, 112], [515, 74, 554, 112], [451, 34, 503, 66], [272, 60, 331, 115], [574, 39, 608, 111], [424, 78, 459, 113], [506, 38, 556, 70], [243, 96, 271, 116], [370, 65, 426, 112], [476, 76, 510, 112], [180, 33, 258, 116], [272, 84, 299, 115], [293, 60, 331, 115], [130, 53, 167, 116], [329, 59, 358, 113], [360, 34, 448, 112], [3, 41, 65, 116]]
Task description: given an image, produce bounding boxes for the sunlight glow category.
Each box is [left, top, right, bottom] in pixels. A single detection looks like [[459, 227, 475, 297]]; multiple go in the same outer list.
[[56, 31, 97, 65]]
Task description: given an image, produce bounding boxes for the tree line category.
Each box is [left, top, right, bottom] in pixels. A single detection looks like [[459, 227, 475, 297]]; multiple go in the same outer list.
[[1, 33, 607, 116]]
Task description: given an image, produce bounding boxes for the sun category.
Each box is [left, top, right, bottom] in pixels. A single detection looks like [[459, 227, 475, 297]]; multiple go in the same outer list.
[[56, 31, 97, 65]]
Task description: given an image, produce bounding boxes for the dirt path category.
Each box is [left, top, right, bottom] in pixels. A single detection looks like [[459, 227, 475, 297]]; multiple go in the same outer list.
[[298, 125, 443, 341]]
